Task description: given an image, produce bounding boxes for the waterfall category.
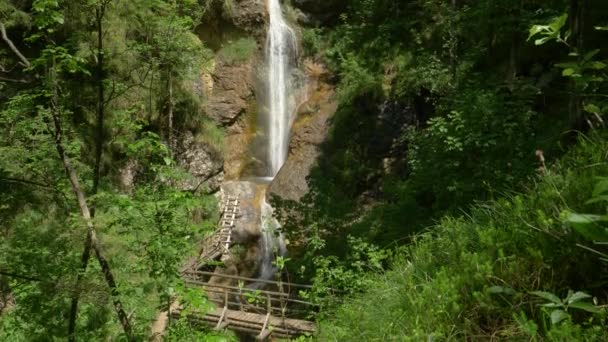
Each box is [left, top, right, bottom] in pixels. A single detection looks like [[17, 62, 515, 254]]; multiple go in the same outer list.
[[266, 0, 297, 177], [250, 0, 296, 286]]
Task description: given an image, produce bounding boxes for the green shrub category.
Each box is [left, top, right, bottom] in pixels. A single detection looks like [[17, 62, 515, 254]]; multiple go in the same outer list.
[[195, 119, 225, 153], [317, 133, 608, 341], [218, 37, 256, 65]]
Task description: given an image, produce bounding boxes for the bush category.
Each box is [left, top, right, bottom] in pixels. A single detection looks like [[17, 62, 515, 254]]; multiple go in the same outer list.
[[218, 37, 257, 64], [317, 133, 608, 341]]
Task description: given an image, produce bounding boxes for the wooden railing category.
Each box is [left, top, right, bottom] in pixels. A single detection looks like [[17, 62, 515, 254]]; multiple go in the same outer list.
[[177, 271, 317, 339], [174, 196, 317, 339]]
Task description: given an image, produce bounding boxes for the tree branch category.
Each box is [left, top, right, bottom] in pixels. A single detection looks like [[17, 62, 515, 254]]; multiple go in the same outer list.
[[0, 76, 28, 83], [0, 21, 30, 68]]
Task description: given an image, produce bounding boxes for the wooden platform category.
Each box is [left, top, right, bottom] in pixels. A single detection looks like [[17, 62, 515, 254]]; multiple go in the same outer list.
[[176, 196, 317, 340], [171, 307, 315, 339]]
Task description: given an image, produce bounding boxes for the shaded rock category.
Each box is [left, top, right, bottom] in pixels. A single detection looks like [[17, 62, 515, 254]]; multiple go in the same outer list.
[[177, 132, 224, 193], [117, 159, 141, 193], [292, 0, 346, 25], [230, 0, 267, 32]]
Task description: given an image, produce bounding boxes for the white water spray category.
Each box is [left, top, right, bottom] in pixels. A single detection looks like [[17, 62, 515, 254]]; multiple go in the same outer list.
[[249, 0, 296, 285], [266, 0, 297, 176]]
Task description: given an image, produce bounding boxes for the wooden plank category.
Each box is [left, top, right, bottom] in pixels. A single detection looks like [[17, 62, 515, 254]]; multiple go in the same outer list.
[[184, 280, 317, 306], [173, 307, 315, 336], [215, 306, 228, 330]]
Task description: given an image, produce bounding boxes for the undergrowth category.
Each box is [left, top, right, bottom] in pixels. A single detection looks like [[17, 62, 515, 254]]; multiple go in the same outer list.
[[317, 132, 608, 341]]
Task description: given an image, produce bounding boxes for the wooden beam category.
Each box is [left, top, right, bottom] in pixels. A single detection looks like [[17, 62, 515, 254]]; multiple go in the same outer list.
[[257, 313, 272, 341], [183, 271, 313, 289]]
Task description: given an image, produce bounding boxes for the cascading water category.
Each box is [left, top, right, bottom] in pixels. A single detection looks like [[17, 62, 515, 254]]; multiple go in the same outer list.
[[266, 0, 297, 177], [252, 0, 297, 285]]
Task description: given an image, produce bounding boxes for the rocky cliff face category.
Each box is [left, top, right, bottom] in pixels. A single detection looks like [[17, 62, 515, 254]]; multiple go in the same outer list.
[[268, 60, 337, 201], [194, 0, 267, 182]]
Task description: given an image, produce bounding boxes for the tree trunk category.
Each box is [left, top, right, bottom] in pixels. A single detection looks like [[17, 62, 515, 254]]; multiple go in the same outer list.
[[569, 0, 585, 125], [450, 0, 457, 83], [68, 4, 107, 339], [93, 5, 105, 196], [168, 70, 174, 153], [51, 103, 133, 340], [48, 51, 132, 340]]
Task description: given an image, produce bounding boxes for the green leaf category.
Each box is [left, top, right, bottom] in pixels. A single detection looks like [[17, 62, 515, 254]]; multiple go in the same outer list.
[[584, 103, 601, 114], [528, 25, 548, 41], [531, 291, 562, 304], [585, 196, 608, 205], [551, 309, 569, 325], [562, 68, 575, 76], [567, 215, 608, 242], [590, 61, 607, 70], [550, 14, 568, 33], [569, 302, 602, 314], [583, 49, 600, 62], [592, 178, 608, 197], [566, 213, 603, 224], [567, 291, 591, 304], [487, 285, 516, 295], [535, 37, 552, 46]]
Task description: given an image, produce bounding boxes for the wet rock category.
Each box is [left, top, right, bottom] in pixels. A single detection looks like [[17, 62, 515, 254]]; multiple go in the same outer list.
[[221, 181, 261, 241]]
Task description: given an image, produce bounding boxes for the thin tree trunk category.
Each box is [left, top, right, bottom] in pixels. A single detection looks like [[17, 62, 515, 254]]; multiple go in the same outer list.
[[49, 53, 132, 340], [168, 71, 174, 153], [450, 0, 457, 83], [93, 5, 105, 196], [568, 0, 585, 126], [68, 4, 107, 339], [51, 105, 134, 341]]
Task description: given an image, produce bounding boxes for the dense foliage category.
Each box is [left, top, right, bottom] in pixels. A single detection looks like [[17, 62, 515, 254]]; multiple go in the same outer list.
[[0, 0, 233, 340], [278, 0, 608, 340], [1, 0, 607, 340]]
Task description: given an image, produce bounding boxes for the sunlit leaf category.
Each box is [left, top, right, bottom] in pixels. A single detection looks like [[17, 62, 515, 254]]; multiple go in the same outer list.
[[569, 302, 602, 313], [531, 291, 562, 304], [567, 291, 591, 304]]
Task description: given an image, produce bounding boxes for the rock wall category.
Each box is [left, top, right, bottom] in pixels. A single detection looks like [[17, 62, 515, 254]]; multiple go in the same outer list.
[[268, 60, 337, 201]]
